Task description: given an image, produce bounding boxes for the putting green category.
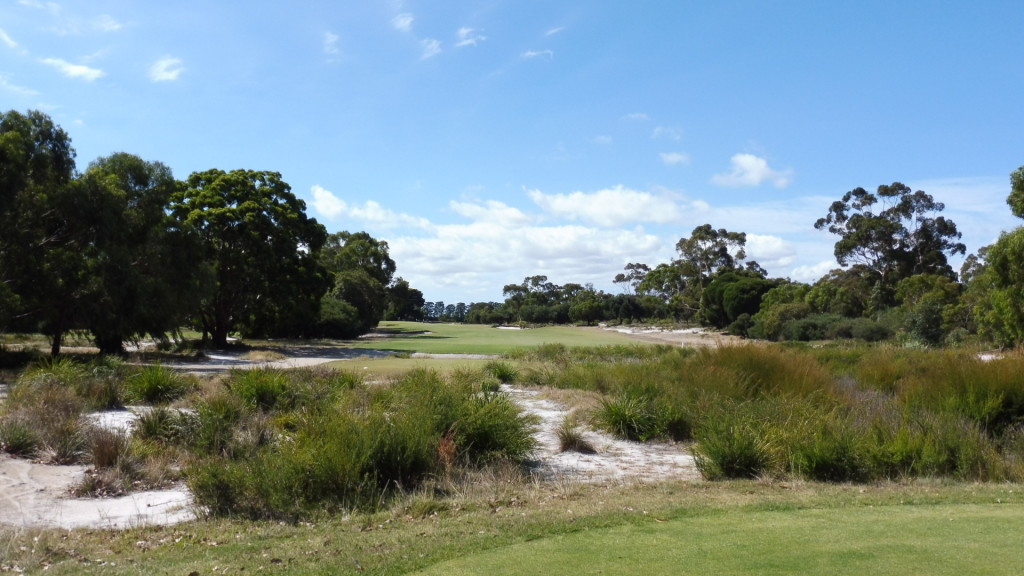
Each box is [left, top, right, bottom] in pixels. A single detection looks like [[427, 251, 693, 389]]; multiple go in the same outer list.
[[411, 504, 1024, 575]]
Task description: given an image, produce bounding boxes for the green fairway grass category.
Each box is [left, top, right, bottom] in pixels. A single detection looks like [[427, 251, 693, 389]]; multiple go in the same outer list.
[[349, 321, 644, 355], [413, 503, 1024, 576]]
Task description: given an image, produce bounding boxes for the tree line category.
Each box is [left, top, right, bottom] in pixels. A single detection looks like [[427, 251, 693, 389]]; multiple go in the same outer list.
[[465, 172, 1024, 348], [0, 110, 425, 354]]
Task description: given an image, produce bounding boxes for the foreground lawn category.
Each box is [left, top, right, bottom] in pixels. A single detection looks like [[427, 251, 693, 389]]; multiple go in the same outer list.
[[4, 480, 1022, 575], [414, 503, 1024, 576], [348, 321, 642, 355]]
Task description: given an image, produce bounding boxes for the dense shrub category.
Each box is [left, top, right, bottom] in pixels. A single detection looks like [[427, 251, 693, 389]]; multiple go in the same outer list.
[[124, 364, 194, 404]]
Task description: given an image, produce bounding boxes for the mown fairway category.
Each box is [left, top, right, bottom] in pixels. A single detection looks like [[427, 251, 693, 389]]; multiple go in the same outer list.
[[347, 321, 644, 355]]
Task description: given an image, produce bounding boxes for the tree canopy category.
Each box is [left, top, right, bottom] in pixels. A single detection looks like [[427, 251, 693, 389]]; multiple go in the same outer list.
[[170, 169, 328, 347]]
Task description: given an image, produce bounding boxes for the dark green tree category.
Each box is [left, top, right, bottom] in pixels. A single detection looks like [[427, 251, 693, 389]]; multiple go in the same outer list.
[[384, 277, 425, 321], [1008, 165, 1024, 219], [0, 110, 79, 354], [170, 169, 327, 347], [77, 153, 202, 353]]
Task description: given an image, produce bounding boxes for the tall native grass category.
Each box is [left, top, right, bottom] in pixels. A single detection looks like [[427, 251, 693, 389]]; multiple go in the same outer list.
[[187, 367, 537, 520], [517, 342, 1024, 482]]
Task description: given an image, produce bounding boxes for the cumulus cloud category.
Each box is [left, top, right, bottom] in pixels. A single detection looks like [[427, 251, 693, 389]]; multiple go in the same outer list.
[[745, 234, 796, 268], [311, 185, 346, 219], [455, 27, 485, 47], [660, 152, 690, 166], [392, 13, 414, 32], [790, 260, 838, 283], [521, 49, 553, 60], [711, 153, 793, 188], [420, 38, 441, 59], [149, 56, 184, 82], [310, 185, 432, 230], [527, 185, 684, 227], [41, 57, 104, 81], [450, 199, 532, 228]]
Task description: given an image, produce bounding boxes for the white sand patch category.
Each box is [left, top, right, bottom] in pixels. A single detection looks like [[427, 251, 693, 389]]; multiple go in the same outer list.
[[505, 385, 699, 483]]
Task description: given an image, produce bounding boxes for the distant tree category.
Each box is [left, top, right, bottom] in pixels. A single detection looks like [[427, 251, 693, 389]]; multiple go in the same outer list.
[[384, 278, 425, 321], [613, 262, 650, 295], [701, 271, 778, 328], [814, 183, 966, 307], [676, 224, 747, 294], [170, 169, 327, 347]]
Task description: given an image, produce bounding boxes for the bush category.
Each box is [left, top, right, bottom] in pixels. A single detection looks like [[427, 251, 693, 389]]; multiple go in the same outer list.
[[124, 365, 194, 404], [557, 415, 596, 454], [594, 393, 668, 442], [0, 415, 40, 457], [486, 361, 519, 384], [229, 368, 292, 411]]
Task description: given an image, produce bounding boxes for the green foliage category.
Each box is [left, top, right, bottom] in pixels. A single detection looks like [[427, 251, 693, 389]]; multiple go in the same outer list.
[[188, 366, 536, 520], [1008, 165, 1024, 219], [595, 393, 670, 441], [170, 168, 329, 346], [486, 360, 519, 383], [124, 364, 194, 404], [229, 368, 293, 411], [556, 415, 596, 454]]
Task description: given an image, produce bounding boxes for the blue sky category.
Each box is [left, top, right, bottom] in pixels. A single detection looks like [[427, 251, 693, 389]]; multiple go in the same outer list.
[[2, 1, 1023, 303]]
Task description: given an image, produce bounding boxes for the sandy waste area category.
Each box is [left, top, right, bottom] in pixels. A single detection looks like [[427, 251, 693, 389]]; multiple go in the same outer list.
[[0, 326, 709, 530]]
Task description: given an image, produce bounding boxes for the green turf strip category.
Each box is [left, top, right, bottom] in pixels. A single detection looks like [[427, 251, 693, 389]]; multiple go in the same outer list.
[[412, 504, 1024, 576]]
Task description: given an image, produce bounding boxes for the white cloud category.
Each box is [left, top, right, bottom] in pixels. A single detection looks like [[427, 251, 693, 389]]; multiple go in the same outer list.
[[0, 28, 20, 50], [745, 234, 796, 268], [623, 112, 649, 122], [149, 56, 184, 82], [449, 199, 532, 227], [521, 49, 553, 60], [545, 27, 565, 36], [420, 38, 441, 59], [455, 27, 485, 47], [311, 185, 347, 219], [652, 126, 682, 140], [392, 13, 414, 32], [660, 152, 690, 166], [41, 57, 104, 81], [527, 185, 684, 227], [0, 75, 39, 96], [790, 260, 838, 283], [94, 15, 122, 32], [593, 135, 613, 145], [324, 31, 340, 55], [310, 185, 432, 229], [711, 153, 793, 188]]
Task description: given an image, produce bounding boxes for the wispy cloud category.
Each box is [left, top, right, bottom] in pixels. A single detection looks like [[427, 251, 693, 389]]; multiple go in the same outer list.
[[41, 57, 104, 81], [324, 31, 340, 56], [652, 126, 682, 140], [0, 74, 39, 96], [521, 49, 553, 60], [94, 14, 122, 32], [660, 152, 690, 166], [545, 26, 565, 36], [0, 28, 20, 50], [455, 27, 485, 47], [711, 153, 793, 188], [392, 13, 414, 32], [623, 112, 649, 122], [593, 135, 613, 145], [420, 38, 441, 59], [149, 56, 184, 82]]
